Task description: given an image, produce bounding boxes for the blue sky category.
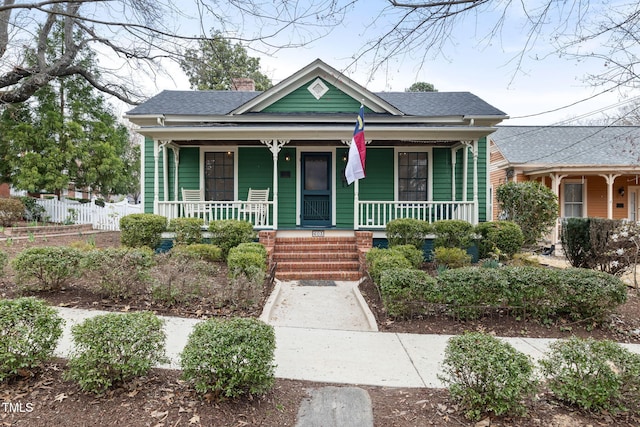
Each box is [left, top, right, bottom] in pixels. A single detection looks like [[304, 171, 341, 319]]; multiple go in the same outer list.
[[144, 1, 637, 126]]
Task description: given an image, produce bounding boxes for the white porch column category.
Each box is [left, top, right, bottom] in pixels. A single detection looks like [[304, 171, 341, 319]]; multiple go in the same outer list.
[[462, 143, 469, 202], [450, 146, 459, 200], [162, 145, 168, 202], [599, 173, 621, 219], [171, 146, 180, 202], [550, 173, 568, 244], [261, 139, 289, 230], [153, 140, 170, 215], [472, 140, 479, 224]]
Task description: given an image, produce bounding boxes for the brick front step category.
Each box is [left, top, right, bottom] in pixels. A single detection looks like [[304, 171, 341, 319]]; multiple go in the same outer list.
[[276, 270, 362, 281], [272, 235, 363, 281], [276, 261, 360, 272]]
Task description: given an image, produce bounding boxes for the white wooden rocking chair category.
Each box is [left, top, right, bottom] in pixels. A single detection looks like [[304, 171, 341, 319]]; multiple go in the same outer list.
[[181, 188, 207, 219], [240, 188, 270, 226]]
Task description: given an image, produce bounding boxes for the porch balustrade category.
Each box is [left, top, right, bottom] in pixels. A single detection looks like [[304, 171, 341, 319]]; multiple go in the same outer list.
[[157, 201, 274, 228], [357, 200, 476, 229], [157, 200, 476, 230]]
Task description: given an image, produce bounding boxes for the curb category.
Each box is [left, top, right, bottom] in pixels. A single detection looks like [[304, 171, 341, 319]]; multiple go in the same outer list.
[[352, 279, 379, 332]]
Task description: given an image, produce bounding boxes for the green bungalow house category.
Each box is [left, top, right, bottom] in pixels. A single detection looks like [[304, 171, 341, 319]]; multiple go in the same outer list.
[[125, 59, 508, 280]]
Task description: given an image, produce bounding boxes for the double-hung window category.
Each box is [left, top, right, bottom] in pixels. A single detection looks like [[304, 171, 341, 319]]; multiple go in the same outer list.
[[204, 151, 234, 201], [564, 181, 584, 217], [398, 151, 428, 201]]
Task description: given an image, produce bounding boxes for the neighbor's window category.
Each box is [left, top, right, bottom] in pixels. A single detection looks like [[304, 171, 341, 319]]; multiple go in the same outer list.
[[398, 152, 428, 201], [204, 151, 234, 201], [564, 182, 584, 217]]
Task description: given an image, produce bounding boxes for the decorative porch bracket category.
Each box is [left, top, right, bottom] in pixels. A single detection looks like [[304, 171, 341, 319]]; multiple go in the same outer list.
[[260, 139, 290, 229], [599, 173, 622, 220]]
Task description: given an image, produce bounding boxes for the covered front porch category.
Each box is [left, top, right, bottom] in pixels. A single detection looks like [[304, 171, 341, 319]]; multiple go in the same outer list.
[[150, 139, 483, 230]]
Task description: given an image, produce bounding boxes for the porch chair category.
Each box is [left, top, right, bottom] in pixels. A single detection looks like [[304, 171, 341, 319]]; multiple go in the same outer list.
[[240, 188, 270, 226], [181, 188, 207, 219]]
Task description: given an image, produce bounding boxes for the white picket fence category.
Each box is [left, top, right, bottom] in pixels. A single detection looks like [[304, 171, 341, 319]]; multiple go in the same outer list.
[[35, 198, 142, 231]]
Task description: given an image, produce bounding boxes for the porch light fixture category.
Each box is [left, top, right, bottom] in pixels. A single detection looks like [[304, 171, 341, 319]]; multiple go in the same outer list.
[[284, 154, 291, 162], [342, 153, 347, 162], [619, 187, 625, 197]]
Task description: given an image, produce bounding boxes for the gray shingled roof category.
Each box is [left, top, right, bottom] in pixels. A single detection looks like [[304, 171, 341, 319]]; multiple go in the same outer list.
[[491, 126, 640, 165], [126, 90, 506, 117]]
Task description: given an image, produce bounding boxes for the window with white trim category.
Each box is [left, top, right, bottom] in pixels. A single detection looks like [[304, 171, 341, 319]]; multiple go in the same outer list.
[[564, 182, 584, 217], [204, 151, 234, 201], [398, 151, 428, 201]]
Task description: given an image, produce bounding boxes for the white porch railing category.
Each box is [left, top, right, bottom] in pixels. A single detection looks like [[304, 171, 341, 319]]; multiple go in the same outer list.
[[357, 201, 476, 229], [35, 199, 142, 231], [157, 201, 274, 229]]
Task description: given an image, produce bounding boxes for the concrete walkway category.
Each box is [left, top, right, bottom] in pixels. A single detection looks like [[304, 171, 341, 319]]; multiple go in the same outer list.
[[51, 279, 640, 427]]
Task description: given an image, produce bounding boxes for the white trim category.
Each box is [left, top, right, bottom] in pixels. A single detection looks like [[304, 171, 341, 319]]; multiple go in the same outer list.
[[561, 179, 587, 218], [394, 146, 433, 201], [296, 147, 337, 227], [629, 186, 640, 221], [199, 147, 239, 201]]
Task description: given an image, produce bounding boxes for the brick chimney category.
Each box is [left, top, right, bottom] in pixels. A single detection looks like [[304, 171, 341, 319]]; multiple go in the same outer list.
[[231, 78, 255, 91]]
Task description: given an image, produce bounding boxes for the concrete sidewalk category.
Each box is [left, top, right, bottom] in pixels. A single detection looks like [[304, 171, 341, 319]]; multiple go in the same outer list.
[[53, 305, 640, 389]]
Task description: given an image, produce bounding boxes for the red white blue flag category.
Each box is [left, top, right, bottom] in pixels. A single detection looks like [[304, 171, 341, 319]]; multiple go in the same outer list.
[[345, 105, 366, 185]]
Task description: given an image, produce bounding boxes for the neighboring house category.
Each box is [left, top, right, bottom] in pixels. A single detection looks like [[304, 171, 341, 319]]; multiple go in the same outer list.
[[125, 59, 507, 279], [490, 125, 640, 243]]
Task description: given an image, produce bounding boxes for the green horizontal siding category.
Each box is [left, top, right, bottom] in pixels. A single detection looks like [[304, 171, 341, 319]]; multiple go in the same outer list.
[[432, 148, 452, 201], [335, 147, 354, 228], [238, 147, 273, 200], [178, 148, 200, 198], [359, 148, 394, 201], [264, 78, 367, 113], [277, 147, 297, 227]]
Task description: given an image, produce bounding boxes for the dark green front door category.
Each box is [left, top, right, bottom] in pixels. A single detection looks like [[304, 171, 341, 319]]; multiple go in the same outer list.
[[301, 153, 331, 227]]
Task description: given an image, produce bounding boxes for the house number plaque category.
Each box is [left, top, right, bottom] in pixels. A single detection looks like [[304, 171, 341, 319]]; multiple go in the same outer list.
[[312, 230, 325, 237]]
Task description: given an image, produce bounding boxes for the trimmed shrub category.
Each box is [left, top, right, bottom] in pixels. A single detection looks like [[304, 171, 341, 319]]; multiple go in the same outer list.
[[209, 219, 256, 257], [439, 332, 538, 421], [560, 217, 592, 269], [433, 247, 472, 269], [169, 217, 204, 245], [556, 268, 627, 321], [180, 318, 276, 399], [11, 246, 82, 291], [385, 218, 432, 249], [0, 250, 7, 277], [366, 248, 412, 284], [65, 311, 167, 394], [475, 221, 524, 259], [432, 219, 474, 249], [0, 197, 24, 227], [227, 243, 267, 283], [0, 298, 63, 382], [150, 252, 222, 306], [541, 337, 640, 414], [378, 268, 439, 318], [170, 243, 223, 262], [499, 266, 561, 320], [390, 244, 424, 269], [120, 213, 167, 249], [82, 247, 155, 299], [437, 267, 508, 320]]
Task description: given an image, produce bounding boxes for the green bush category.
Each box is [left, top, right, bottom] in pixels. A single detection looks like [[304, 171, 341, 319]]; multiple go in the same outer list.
[[541, 337, 640, 414], [120, 213, 167, 249], [366, 248, 413, 284], [150, 252, 222, 306], [432, 219, 474, 249], [65, 311, 166, 394], [560, 217, 592, 269], [227, 243, 267, 283], [433, 247, 472, 269], [209, 220, 256, 257], [82, 247, 155, 299], [0, 197, 25, 227], [498, 266, 561, 320], [18, 197, 46, 222], [475, 221, 524, 259], [0, 298, 63, 382], [11, 246, 82, 291], [437, 267, 508, 320], [390, 244, 424, 269], [169, 217, 204, 245], [378, 268, 439, 318], [385, 218, 432, 249], [180, 318, 276, 399], [170, 243, 223, 262], [496, 181, 558, 246], [439, 332, 538, 421], [0, 250, 7, 277], [556, 268, 627, 321]]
